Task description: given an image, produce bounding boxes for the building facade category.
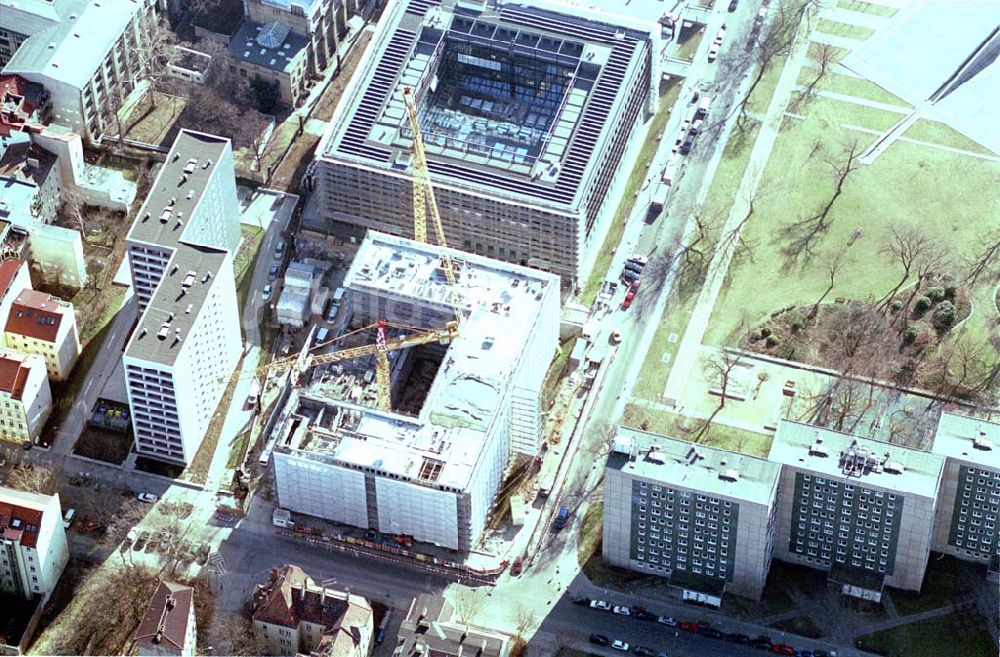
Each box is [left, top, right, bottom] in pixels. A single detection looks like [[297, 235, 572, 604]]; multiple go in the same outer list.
[[312, 0, 659, 289], [123, 130, 242, 464], [395, 594, 511, 657], [769, 421, 945, 595], [133, 580, 197, 657], [252, 564, 373, 657], [244, 0, 359, 77], [1, 0, 167, 142], [4, 289, 81, 381], [603, 428, 780, 601], [931, 412, 1000, 569], [0, 351, 51, 446], [0, 486, 69, 600]]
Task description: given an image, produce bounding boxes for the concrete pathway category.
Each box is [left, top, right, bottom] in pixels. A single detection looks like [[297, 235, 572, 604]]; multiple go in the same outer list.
[[818, 6, 891, 30], [663, 5, 816, 404]]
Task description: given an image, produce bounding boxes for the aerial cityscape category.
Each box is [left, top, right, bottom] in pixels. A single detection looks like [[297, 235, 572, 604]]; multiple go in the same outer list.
[[0, 0, 996, 656]]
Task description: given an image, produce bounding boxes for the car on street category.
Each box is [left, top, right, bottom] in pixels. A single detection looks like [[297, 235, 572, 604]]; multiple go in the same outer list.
[[589, 635, 610, 646], [707, 25, 727, 62], [620, 267, 641, 283], [612, 605, 631, 616], [726, 633, 751, 644], [590, 600, 611, 611], [511, 556, 523, 576], [656, 653, 669, 657], [611, 641, 629, 652], [728, 0, 738, 11], [629, 608, 655, 621], [0, 457, 6, 467], [771, 645, 795, 656], [269, 264, 279, 280], [572, 597, 590, 606], [137, 492, 158, 503], [678, 621, 702, 632], [274, 242, 285, 259], [262, 284, 272, 302], [62, 508, 76, 529], [632, 647, 654, 657], [622, 280, 640, 309], [628, 254, 649, 267], [700, 627, 724, 639], [611, 329, 623, 344], [658, 616, 678, 626]]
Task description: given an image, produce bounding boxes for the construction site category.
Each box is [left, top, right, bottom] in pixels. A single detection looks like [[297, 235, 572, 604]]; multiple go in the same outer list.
[[268, 232, 560, 551], [310, 0, 660, 288]]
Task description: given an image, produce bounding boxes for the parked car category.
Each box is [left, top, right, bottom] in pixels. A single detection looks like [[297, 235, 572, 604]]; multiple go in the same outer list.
[[707, 25, 727, 62], [572, 597, 591, 606], [611, 641, 629, 652], [611, 329, 623, 344], [511, 556, 523, 576], [274, 242, 285, 259], [633, 647, 654, 657], [728, 0, 738, 11], [771, 646, 795, 656], [621, 267, 641, 283], [268, 264, 279, 280], [261, 284, 272, 302], [590, 600, 612, 611], [700, 627, 724, 639], [657, 616, 678, 627], [137, 492, 158, 503], [679, 621, 705, 632], [553, 506, 570, 530], [62, 508, 76, 529], [612, 605, 631, 616], [631, 610, 656, 622], [622, 280, 640, 309], [725, 633, 751, 644], [589, 635, 610, 646]]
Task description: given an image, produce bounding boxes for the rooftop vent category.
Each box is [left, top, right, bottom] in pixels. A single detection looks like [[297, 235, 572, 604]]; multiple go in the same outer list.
[[884, 461, 905, 475], [646, 449, 666, 465], [159, 208, 172, 223], [181, 270, 196, 288], [973, 438, 994, 451], [183, 158, 198, 174], [157, 324, 170, 340], [202, 160, 212, 169], [719, 469, 740, 482], [808, 443, 829, 457]]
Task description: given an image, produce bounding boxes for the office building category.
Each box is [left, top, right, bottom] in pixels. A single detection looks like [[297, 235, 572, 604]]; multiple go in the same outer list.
[[312, 0, 659, 288], [133, 580, 197, 657], [123, 130, 242, 465], [0, 486, 69, 600], [603, 428, 781, 602], [931, 412, 1000, 570], [1, 0, 166, 142], [0, 350, 50, 446], [244, 0, 361, 77], [768, 420, 945, 596], [394, 594, 511, 657], [4, 289, 81, 381], [272, 232, 559, 550], [252, 565, 373, 657]]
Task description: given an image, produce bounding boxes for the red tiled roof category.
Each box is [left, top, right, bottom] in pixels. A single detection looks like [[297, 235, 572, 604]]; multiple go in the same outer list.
[[0, 353, 30, 400], [134, 581, 194, 652], [0, 75, 42, 137], [0, 499, 43, 548], [0, 259, 25, 299], [5, 290, 65, 343], [253, 565, 356, 630]]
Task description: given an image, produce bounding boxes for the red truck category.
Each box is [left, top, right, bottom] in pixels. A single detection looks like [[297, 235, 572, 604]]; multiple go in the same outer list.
[[622, 280, 640, 309]]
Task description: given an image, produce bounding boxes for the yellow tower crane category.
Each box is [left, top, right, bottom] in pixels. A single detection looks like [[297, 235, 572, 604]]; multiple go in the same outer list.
[[402, 86, 458, 287], [265, 319, 459, 412]]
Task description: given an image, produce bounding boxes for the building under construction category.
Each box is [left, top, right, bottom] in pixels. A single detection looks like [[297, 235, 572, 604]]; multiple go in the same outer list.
[[271, 232, 560, 551], [311, 0, 660, 289]]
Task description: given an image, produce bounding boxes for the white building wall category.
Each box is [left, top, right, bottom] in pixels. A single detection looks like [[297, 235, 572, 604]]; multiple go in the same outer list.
[[729, 497, 774, 599], [124, 359, 184, 461], [602, 464, 632, 567], [182, 144, 241, 254], [466, 415, 511, 548], [273, 453, 369, 528], [0, 262, 32, 328], [886, 493, 938, 591], [23, 356, 52, 440], [35, 492, 68, 598], [375, 477, 458, 549]]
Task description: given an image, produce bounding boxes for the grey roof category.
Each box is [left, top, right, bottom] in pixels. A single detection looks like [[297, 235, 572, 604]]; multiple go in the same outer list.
[[228, 19, 308, 74], [125, 244, 229, 365], [319, 0, 653, 212], [933, 412, 1000, 470], [0, 0, 75, 37], [396, 594, 510, 657], [2, 0, 142, 89], [606, 427, 781, 507], [769, 420, 945, 499], [128, 130, 231, 249]]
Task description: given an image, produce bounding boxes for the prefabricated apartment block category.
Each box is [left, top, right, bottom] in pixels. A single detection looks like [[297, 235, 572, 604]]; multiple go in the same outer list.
[[603, 428, 781, 601], [311, 0, 659, 288], [272, 232, 559, 550], [122, 130, 242, 465]]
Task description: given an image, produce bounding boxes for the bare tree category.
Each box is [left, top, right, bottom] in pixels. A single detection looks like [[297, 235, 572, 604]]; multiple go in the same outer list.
[[718, 182, 760, 264], [695, 350, 745, 440], [149, 502, 197, 576], [450, 587, 484, 624], [215, 613, 270, 657], [879, 226, 944, 311], [782, 139, 861, 262], [810, 249, 849, 318], [965, 229, 1000, 286], [129, 13, 179, 110], [7, 462, 60, 495], [673, 208, 720, 298], [512, 603, 536, 640], [800, 42, 840, 99]]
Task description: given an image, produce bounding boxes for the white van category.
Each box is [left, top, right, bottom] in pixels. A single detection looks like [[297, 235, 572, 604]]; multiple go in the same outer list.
[[315, 327, 330, 345], [63, 508, 76, 529]]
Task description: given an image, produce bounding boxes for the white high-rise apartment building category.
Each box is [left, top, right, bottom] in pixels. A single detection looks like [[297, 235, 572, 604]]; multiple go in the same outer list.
[[0, 486, 69, 600], [122, 130, 242, 465]]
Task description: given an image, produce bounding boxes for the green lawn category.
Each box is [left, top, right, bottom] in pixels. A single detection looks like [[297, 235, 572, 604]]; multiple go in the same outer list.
[[621, 404, 772, 457], [903, 119, 994, 155], [235, 225, 266, 315], [806, 43, 853, 68], [747, 56, 788, 116], [857, 613, 996, 657], [123, 93, 187, 146], [705, 96, 1000, 382], [796, 70, 910, 108], [835, 0, 897, 17], [542, 336, 577, 410], [580, 93, 674, 305], [814, 18, 876, 41], [889, 555, 988, 615], [675, 30, 705, 63]]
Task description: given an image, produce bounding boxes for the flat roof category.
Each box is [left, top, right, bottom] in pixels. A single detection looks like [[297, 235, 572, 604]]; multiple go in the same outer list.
[[125, 244, 228, 366], [933, 412, 1000, 470], [769, 420, 945, 499], [228, 19, 309, 74], [283, 231, 558, 490], [606, 427, 781, 507], [127, 130, 232, 250], [318, 0, 654, 211]]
